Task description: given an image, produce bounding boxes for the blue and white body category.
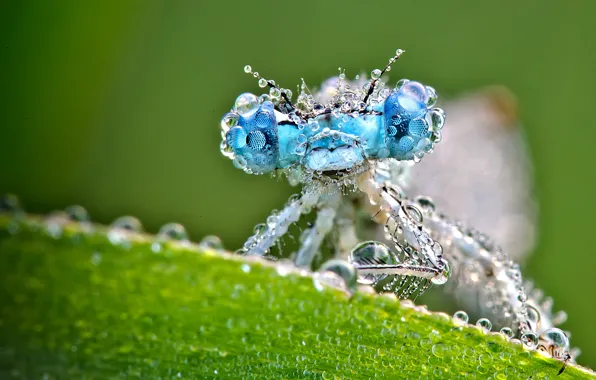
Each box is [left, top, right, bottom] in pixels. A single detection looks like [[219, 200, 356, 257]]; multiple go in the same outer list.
[[217, 50, 574, 361]]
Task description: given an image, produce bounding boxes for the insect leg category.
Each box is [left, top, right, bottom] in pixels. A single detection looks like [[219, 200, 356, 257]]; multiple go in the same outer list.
[[294, 191, 341, 268], [353, 170, 449, 299], [242, 188, 320, 256], [334, 198, 360, 260]]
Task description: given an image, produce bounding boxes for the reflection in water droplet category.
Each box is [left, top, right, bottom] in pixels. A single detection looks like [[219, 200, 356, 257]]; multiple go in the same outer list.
[[426, 108, 446, 131], [476, 318, 492, 332], [199, 235, 224, 251], [404, 204, 423, 224], [431, 343, 447, 358], [157, 223, 189, 241], [425, 86, 437, 107], [453, 310, 469, 324], [313, 259, 357, 294], [234, 93, 259, 115], [431, 260, 450, 285], [499, 327, 514, 338], [151, 223, 190, 252], [395, 79, 409, 91], [521, 332, 538, 349], [108, 216, 143, 247], [349, 241, 397, 285], [65, 205, 90, 222], [538, 328, 570, 360], [111, 216, 143, 232]]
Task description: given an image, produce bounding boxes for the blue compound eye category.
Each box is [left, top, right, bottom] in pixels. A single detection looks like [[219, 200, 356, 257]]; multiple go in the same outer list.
[[226, 126, 247, 149], [247, 130, 267, 151], [398, 136, 414, 152], [408, 118, 428, 138], [255, 110, 272, 128], [383, 80, 433, 160], [224, 100, 279, 174]]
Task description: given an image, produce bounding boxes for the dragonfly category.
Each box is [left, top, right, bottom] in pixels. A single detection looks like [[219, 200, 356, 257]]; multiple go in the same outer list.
[[219, 49, 576, 366]]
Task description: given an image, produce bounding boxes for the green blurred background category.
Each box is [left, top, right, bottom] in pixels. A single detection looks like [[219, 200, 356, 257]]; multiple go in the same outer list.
[[2, 0, 596, 369]]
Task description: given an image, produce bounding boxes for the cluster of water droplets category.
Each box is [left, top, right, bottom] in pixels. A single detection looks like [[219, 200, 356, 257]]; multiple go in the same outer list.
[[237, 192, 313, 257], [405, 196, 577, 363], [0, 192, 582, 370], [450, 309, 572, 364]]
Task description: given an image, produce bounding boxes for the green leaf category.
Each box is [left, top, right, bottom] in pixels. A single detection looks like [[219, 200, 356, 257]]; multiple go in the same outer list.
[[0, 214, 593, 379]]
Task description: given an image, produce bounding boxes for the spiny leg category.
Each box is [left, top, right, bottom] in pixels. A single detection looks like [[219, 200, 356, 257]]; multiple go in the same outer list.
[[242, 187, 320, 256], [350, 169, 449, 299], [294, 190, 341, 268], [411, 192, 576, 364], [419, 205, 532, 334]]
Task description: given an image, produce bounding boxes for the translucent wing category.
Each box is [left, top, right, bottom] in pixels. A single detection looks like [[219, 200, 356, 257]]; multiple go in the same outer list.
[[408, 87, 537, 260]]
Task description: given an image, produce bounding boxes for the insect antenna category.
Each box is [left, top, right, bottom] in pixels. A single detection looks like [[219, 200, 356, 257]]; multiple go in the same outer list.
[[363, 49, 406, 104], [243, 65, 296, 112]]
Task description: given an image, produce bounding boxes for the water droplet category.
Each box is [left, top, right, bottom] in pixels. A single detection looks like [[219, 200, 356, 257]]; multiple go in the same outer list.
[[453, 310, 469, 324], [199, 235, 224, 251], [0, 194, 22, 214], [241, 263, 251, 273], [478, 353, 493, 367], [431, 260, 450, 285], [258, 94, 271, 104], [258, 78, 268, 88], [538, 328, 569, 359], [404, 204, 423, 224], [425, 86, 437, 107], [397, 81, 428, 113], [295, 144, 306, 156], [111, 216, 142, 232], [371, 69, 382, 80], [521, 332, 538, 349], [395, 79, 409, 91], [431, 343, 448, 358], [157, 223, 189, 241], [108, 216, 142, 247], [234, 93, 259, 115], [426, 108, 446, 130], [499, 327, 514, 338], [314, 259, 357, 293], [284, 88, 293, 100], [476, 318, 492, 332], [244, 65, 252, 73], [221, 112, 239, 133], [349, 241, 398, 285], [65, 205, 90, 222], [270, 87, 281, 98]]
